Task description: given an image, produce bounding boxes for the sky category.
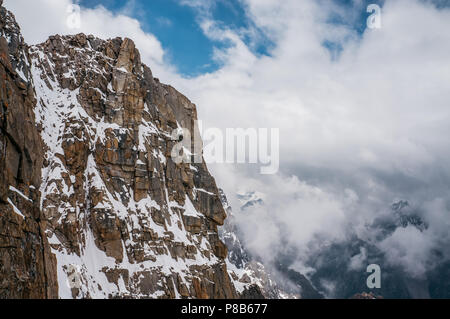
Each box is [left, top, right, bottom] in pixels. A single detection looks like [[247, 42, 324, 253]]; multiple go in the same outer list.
[[5, 0, 385, 76], [4, 0, 450, 293], [78, 0, 274, 76]]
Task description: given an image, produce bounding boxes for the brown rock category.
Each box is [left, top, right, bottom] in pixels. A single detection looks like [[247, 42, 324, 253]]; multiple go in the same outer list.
[[0, 4, 57, 299], [0, 1, 238, 299]]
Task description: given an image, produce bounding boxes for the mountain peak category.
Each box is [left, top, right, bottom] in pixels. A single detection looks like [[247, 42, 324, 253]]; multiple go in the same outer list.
[[0, 2, 238, 299]]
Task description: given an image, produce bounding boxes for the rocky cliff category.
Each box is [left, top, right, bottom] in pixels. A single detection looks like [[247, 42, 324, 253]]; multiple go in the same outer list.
[[0, 1, 57, 298], [0, 2, 254, 299]]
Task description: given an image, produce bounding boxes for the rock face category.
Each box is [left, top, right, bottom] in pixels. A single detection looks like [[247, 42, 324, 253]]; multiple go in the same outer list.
[[0, 3, 239, 299], [350, 292, 383, 299], [0, 4, 58, 298]]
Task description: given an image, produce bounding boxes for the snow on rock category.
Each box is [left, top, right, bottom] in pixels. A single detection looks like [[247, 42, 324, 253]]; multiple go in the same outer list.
[[0, 3, 55, 298], [28, 33, 238, 299]]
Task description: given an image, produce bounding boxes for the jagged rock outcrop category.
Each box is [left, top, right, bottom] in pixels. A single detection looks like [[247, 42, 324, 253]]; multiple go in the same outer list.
[[350, 292, 383, 299], [0, 2, 240, 299], [0, 2, 58, 298], [31, 34, 235, 298]]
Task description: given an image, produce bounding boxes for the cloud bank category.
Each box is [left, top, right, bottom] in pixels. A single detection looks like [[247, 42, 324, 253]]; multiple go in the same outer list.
[[178, 0, 450, 290]]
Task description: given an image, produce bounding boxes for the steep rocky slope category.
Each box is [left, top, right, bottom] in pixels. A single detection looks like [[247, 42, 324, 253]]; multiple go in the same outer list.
[[0, 1, 57, 298], [0, 2, 257, 299]]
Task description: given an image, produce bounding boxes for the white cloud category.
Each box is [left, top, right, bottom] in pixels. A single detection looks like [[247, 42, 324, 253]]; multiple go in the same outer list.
[[183, 0, 450, 178], [233, 174, 351, 263], [378, 226, 433, 278], [3, 0, 168, 75], [180, 0, 450, 279], [349, 247, 368, 271]]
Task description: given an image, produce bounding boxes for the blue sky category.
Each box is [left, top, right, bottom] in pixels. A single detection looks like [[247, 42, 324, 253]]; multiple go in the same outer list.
[[79, 0, 262, 76], [78, 0, 386, 76]]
